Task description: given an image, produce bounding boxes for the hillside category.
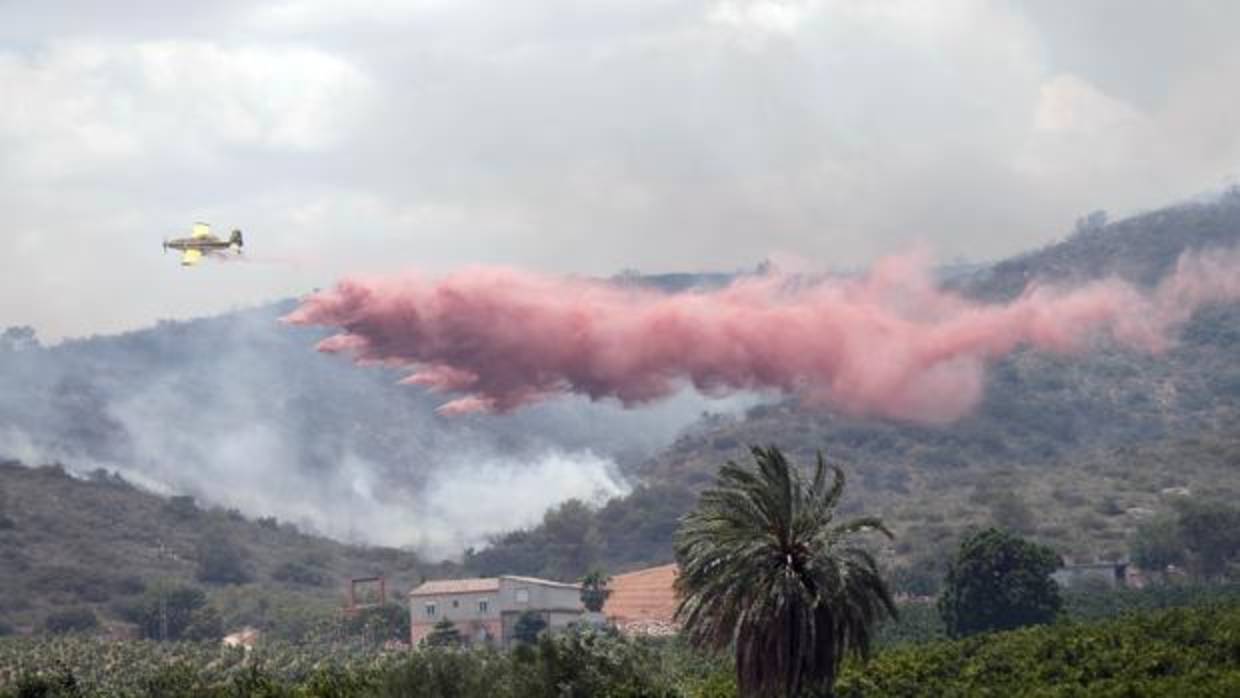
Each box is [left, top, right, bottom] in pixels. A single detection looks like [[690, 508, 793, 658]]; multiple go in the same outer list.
[[0, 459, 454, 635], [3, 191, 1239, 618], [469, 192, 1240, 583], [963, 194, 1240, 300], [0, 298, 749, 555]]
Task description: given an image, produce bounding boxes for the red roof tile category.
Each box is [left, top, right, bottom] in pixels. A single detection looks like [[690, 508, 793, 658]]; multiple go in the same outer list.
[[604, 563, 679, 629]]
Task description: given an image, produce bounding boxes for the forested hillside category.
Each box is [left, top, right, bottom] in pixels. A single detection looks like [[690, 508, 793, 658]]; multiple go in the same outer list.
[[0, 296, 747, 554], [0, 459, 453, 636], [470, 192, 1240, 583], [3, 192, 1239, 624]]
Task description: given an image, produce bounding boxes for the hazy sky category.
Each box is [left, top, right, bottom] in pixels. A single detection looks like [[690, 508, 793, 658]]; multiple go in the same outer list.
[[4, 0, 1238, 341]]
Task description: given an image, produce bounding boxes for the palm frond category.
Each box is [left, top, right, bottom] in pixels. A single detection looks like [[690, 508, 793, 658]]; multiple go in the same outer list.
[[674, 445, 897, 697]]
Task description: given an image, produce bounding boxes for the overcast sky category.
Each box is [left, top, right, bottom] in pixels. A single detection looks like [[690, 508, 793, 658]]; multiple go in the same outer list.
[[4, 0, 1238, 341]]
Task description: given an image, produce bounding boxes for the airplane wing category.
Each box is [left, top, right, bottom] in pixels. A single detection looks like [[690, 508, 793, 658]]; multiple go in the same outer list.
[[191, 222, 211, 239], [181, 249, 203, 266]]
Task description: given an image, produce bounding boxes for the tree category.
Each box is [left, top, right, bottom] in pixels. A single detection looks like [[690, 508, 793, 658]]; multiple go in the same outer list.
[[195, 531, 252, 585], [425, 617, 463, 647], [272, 560, 326, 586], [1126, 498, 1240, 582], [119, 583, 218, 641], [988, 491, 1035, 535], [540, 499, 603, 580], [1073, 209, 1108, 236], [0, 486, 14, 531], [182, 605, 224, 642], [1130, 514, 1186, 577], [164, 495, 199, 520], [513, 610, 548, 646], [1172, 498, 1240, 580], [674, 445, 896, 698], [580, 569, 612, 613], [0, 325, 38, 352], [938, 528, 1063, 638], [43, 607, 99, 635], [345, 603, 411, 644]]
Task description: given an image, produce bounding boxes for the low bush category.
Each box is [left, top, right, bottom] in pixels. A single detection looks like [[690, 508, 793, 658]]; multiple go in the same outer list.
[[42, 608, 98, 635]]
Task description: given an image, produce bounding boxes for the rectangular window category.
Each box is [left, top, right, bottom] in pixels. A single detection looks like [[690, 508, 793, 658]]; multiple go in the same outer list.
[[452, 599, 459, 609], [425, 602, 436, 617], [479, 600, 489, 613], [515, 589, 529, 604]]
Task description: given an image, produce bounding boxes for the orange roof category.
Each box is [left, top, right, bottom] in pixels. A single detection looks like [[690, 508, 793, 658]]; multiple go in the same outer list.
[[604, 563, 680, 628], [409, 577, 500, 596]]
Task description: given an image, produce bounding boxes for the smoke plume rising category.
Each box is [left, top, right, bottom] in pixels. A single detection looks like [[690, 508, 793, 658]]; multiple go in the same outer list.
[[0, 302, 750, 555], [287, 248, 1240, 423]]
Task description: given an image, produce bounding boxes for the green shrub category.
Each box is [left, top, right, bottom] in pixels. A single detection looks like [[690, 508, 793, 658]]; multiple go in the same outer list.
[[512, 611, 547, 646], [271, 561, 325, 587], [938, 528, 1062, 637], [42, 609, 98, 636], [7, 667, 83, 698], [3, 604, 1240, 697], [115, 584, 216, 641], [343, 603, 409, 645], [423, 618, 461, 648], [162, 496, 198, 521], [836, 604, 1240, 697], [194, 531, 251, 585]]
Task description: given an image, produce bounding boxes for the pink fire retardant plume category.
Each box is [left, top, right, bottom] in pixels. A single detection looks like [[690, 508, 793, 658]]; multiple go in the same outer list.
[[283, 248, 1240, 424]]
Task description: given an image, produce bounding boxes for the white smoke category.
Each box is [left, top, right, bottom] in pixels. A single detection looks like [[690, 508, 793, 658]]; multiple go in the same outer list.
[[0, 302, 753, 558]]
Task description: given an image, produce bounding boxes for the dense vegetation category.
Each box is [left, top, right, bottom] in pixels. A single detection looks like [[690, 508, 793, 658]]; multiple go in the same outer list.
[[0, 630, 728, 698], [5, 602, 1240, 697], [878, 581, 1240, 647], [469, 193, 1240, 581], [468, 428, 1240, 589], [836, 603, 1240, 697], [1129, 494, 1240, 580], [0, 460, 452, 635], [938, 529, 1062, 638]]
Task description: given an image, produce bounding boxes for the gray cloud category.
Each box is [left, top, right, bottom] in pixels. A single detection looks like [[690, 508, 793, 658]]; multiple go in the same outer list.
[[4, 0, 1239, 340]]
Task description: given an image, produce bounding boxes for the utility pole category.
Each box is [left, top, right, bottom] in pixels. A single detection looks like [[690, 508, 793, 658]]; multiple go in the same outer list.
[[156, 539, 169, 642]]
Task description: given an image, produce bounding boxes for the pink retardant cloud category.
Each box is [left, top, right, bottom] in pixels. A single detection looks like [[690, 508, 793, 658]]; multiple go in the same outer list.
[[282, 248, 1240, 423]]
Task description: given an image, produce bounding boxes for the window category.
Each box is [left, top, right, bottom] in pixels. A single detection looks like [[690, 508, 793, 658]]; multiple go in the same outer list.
[[515, 588, 529, 604], [425, 602, 436, 617], [478, 600, 489, 613], [452, 599, 459, 609]]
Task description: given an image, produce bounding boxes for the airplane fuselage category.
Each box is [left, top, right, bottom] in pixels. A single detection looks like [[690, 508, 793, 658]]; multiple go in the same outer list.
[[165, 225, 243, 265], [165, 237, 234, 252]]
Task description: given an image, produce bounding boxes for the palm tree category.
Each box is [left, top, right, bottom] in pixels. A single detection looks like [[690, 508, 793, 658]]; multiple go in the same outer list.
[[674, 445, 896, 697]]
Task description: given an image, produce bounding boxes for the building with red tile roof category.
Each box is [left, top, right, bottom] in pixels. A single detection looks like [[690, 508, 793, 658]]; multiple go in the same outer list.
[[603, 563, 680, 636]]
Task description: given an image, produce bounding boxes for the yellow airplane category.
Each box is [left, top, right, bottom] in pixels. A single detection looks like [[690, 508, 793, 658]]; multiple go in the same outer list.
[[163, 223, 244, 266]]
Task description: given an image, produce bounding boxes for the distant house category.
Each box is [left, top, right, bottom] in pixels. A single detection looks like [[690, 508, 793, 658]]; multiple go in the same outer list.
[[408, 575, 584, 647], [1052, 562, 1129, 590], [604, 563, 680, 636]]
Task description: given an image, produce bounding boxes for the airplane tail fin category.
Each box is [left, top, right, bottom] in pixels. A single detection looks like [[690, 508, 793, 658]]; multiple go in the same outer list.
[[230, 229, 244, 252]]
